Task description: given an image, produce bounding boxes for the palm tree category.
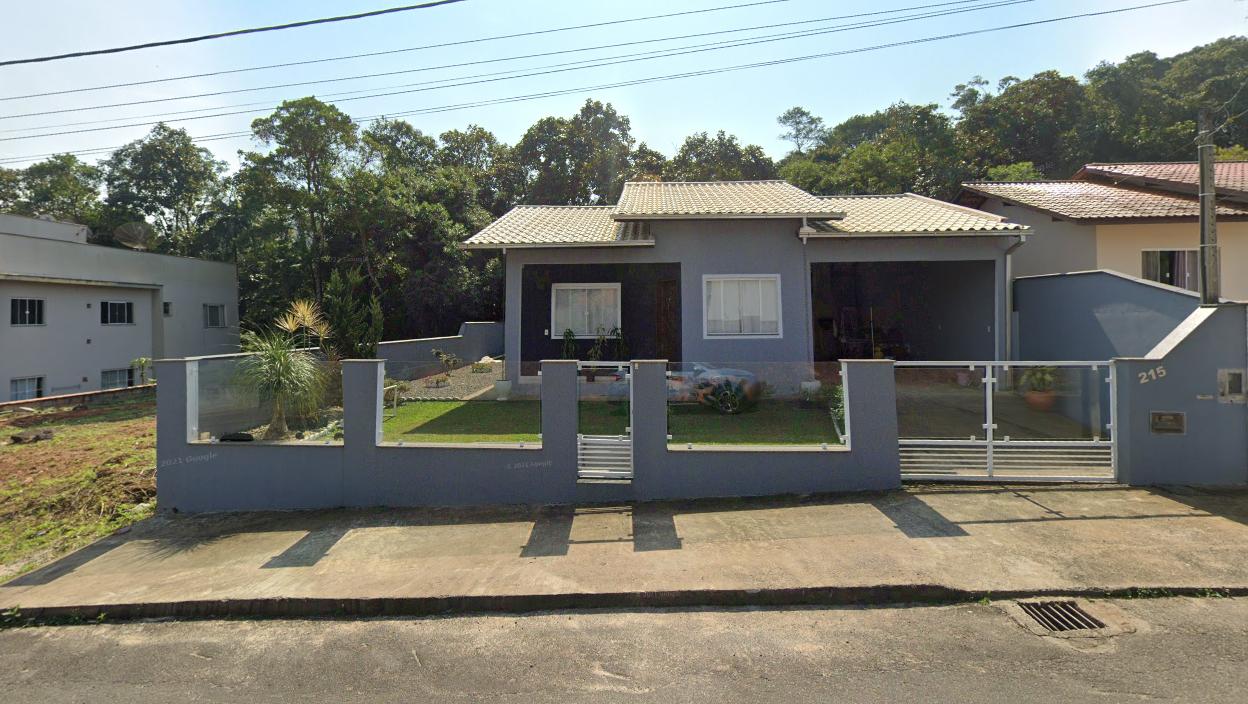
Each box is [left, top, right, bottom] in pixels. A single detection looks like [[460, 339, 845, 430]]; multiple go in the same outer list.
[[235, 328, 326, 440]]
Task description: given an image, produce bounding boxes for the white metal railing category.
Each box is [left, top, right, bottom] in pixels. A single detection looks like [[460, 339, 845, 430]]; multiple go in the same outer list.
[[894, 360, 1116, 481]]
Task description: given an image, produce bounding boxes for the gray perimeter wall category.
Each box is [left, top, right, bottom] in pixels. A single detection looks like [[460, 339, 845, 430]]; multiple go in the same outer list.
[[1114, 304, 1248, 486], [1015, 271, 1201, 360], [155, 358, 900, 512], [376, 322, 503, 379]]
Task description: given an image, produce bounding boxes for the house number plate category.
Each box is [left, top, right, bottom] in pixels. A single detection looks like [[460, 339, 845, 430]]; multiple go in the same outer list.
[[1138, 365, 1166, 384]]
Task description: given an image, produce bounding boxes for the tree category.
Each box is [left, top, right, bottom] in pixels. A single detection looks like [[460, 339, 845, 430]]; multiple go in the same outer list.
[[777, 106, 825, 154], [362, 119, 438, 172], [246, 97, 359, 299], [955, 71, 1098, 177], [1216, 145, 1248, 161], [236, 325, 327, 441], [322, 267, 384, 359], [0, 167, 20, 211], [985, 161, 1044, 181], [784, 103, 965, 198], [102, 123, 225, 253], [515, 100, 636, 204], [12, 154, 103, 225], [626, 142, 668, 182], [665, 131, 776, 181]]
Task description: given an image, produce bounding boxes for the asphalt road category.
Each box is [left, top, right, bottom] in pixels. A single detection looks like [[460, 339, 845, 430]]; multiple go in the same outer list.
[[2, 597, 1247, 703]]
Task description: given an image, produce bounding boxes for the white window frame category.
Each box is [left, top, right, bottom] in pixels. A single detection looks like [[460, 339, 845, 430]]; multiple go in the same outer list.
[[10, 298, 45, 326], [1141, 248, 1200, 291], [101, 300, 134, 325], [101, 367, 135, 390], [702, 274, 783, 340], [10, 376, 44, 401], [550, 283, 621, 339], [203, 303, 227, 329]]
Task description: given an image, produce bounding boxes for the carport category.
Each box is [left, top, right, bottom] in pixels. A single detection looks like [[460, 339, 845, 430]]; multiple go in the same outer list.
[[810, 260, 996, 362]]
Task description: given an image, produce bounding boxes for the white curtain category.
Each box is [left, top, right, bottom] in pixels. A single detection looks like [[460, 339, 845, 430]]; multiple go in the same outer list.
[[706, 277, 779, 335], [553, 286, 619, 336]]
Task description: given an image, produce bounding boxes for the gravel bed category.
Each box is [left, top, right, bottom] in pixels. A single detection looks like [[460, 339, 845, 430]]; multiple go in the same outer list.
[[396, 362, 504, 401]]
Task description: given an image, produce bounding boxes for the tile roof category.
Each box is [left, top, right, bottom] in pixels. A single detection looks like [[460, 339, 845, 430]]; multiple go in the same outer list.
[[810, 193, 1026, 235], [960, 180, 1248, 221], [613, 180, 846, 220], [1077, 161, 1248, 198], [463, 205, 652, 249]]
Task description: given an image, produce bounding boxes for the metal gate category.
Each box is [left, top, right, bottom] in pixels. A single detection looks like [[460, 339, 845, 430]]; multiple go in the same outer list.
[[896, 361, 1116, 482], [576, 362, 633, 481]]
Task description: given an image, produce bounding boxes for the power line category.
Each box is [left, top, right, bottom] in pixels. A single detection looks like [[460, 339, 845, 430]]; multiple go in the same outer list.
[[0, 0, 799, 99], [0, 0, 1192, 166], [0, 0, 996, 120], [0, 0, 468, 68], [0, 0, 1034, 137]]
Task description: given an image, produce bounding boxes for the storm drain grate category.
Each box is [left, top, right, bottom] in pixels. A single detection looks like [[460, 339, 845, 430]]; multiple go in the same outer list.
[[1019, 601, 1106, 632]]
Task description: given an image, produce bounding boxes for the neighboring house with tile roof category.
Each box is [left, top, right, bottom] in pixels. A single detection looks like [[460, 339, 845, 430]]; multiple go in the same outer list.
[[465, 181, 1026, 380], [956, 162, 1248, 299]]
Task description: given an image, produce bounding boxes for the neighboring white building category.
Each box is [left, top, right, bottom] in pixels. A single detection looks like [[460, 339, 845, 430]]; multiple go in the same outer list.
[[0, 213, 239, 402]]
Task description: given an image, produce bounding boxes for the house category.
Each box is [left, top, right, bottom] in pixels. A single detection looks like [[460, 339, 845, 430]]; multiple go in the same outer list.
[[0, 213, 239, 402], [956, 161, 1248, 298], [464, 180, 1026, 382]]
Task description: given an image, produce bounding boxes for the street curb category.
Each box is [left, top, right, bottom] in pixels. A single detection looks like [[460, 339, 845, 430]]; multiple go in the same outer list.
[[5, 584, 1246, 625]]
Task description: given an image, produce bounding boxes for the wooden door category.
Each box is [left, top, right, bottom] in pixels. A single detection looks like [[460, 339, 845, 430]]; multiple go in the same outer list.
[[656, 279, 680, 362]]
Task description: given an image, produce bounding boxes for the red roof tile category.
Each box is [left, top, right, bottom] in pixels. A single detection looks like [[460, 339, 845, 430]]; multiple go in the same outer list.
[[1077, 161, 1248, 199], [960, 180, 1248, 221]]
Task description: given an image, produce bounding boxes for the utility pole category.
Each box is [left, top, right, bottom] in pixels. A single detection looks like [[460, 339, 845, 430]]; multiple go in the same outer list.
[[1198, 108, 1221, 304]]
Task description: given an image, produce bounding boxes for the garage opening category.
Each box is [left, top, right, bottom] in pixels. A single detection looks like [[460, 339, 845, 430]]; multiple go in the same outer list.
[[810, 261, 996, 362]]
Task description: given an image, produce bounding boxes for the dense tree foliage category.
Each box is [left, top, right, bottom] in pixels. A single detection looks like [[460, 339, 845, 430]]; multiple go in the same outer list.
[[781, 37, 1248, 199], [1, 38, 1244, 340]]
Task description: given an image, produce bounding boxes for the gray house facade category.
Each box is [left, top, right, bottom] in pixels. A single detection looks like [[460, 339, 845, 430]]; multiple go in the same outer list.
[[465, 181, 1027, 381]]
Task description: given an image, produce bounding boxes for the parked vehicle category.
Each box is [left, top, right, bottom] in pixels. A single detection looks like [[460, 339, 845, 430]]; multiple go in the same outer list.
[[606, 363, 761, 414]]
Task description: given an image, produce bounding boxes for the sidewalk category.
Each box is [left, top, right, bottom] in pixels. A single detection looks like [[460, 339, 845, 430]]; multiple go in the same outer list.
[[3, 485, 1248, 617]]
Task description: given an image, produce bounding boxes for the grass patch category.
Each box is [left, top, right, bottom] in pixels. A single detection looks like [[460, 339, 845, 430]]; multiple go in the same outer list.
[[382, 400, 632, 443], [381, 398, 839, 446], [669, 400, 841, 446], [0, 397, 156, 580]]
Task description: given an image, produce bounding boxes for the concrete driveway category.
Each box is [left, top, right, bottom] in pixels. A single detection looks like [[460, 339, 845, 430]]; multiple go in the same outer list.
[[2, 485, 1247, 616]]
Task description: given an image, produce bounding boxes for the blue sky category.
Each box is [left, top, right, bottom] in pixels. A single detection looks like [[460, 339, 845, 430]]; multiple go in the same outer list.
[[0, 0, 1242, 170]]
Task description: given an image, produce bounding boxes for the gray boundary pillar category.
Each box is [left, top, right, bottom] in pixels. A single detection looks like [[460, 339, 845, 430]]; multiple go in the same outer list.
[[540, 360, 579, 482], [841, 359, 901, 485], [629, 360, 668, 491]]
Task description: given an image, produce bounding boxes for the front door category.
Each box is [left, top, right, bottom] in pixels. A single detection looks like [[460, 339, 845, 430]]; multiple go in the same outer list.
[[656, 279, 680, 362]]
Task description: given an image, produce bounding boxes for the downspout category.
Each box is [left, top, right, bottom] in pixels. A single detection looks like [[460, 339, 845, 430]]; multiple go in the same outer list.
[[1003, 234, 1027, 361]]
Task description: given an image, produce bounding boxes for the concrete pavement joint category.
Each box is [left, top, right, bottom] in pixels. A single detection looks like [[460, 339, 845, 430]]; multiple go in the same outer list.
[[2, 584, 1242, 629]]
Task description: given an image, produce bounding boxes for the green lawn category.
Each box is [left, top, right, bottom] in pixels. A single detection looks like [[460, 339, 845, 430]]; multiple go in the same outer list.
[[669, 400, 841, 446], [381, 399, 840, 446]]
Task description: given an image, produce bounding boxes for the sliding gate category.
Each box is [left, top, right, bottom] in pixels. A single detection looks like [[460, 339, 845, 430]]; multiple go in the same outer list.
[[896, 361, 1116, 482]]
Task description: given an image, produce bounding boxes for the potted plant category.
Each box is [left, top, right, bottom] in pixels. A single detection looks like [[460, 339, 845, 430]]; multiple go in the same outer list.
[[584, 327, 608, 381], [609, 326, 628, 362], [561, 328, 577, 360], [1020, 366, 1058, 411]]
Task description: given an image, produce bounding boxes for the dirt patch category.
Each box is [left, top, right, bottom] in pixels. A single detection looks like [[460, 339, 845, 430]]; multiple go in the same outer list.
[[0, 398, 157, 578]]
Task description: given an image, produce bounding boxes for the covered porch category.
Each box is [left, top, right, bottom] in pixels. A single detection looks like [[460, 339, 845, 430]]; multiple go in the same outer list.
[[810, 260, 997, 363]]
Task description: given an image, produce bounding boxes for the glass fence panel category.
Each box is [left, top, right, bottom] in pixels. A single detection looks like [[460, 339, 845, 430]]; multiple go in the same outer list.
[[895, 366, 987, 440], [578, 363, 630, 437], [381, 358, 539, 446], [991, 365, 1111, 441], [665, 362, 843, 447], [195, 356, 343, 444]]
